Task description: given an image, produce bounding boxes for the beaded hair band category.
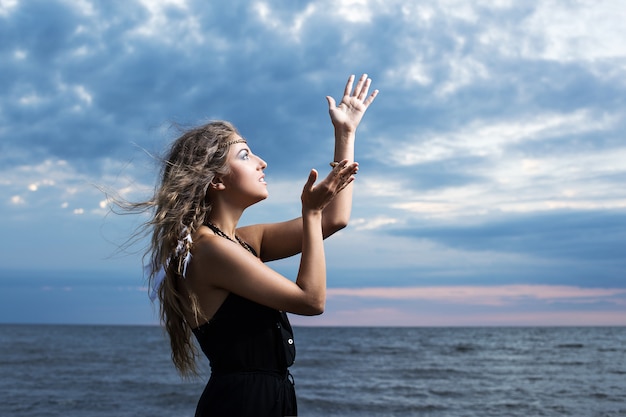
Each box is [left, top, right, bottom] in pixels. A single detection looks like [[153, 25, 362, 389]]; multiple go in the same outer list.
[[219, 138, 247, 148]]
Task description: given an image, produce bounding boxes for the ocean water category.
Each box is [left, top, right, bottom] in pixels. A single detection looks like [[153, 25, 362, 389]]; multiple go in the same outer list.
[[0, 324, 624, 417]]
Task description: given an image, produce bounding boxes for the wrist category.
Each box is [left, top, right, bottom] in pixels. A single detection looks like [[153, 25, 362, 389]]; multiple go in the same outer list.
[[334, 126, 356, 141], [302, 208, 323, 218]]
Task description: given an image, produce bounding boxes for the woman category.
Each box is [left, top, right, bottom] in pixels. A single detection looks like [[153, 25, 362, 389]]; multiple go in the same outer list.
[[144, 74, 377, 416]]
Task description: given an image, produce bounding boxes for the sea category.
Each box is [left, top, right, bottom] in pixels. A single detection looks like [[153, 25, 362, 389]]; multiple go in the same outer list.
[[0, 324, 624, 417]]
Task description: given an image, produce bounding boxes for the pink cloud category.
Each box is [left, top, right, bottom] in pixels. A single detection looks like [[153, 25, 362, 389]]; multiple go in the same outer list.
[[288, 285, 626, 326], [327, 285, 626, 306]]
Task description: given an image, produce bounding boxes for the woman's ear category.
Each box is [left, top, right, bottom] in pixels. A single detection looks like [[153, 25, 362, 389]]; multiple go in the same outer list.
[[210, 177, 226, 190]]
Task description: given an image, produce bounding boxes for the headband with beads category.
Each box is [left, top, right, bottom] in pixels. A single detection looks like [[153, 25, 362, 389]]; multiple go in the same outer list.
[[219, 138, 247, 148]]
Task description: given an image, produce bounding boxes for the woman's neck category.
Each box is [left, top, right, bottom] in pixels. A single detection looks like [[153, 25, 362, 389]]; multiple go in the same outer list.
[[205, 208, 243, 239]]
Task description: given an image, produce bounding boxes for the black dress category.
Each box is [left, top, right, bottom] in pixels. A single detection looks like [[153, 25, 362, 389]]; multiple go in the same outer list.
[[192, 293, 297, 417]]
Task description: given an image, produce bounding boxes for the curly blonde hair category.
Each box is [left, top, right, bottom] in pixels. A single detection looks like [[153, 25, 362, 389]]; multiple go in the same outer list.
[[129, 120, 240, 376]]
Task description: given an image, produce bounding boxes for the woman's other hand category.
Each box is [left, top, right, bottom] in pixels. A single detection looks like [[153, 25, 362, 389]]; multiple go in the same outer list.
[[301, 160, 359, 212]]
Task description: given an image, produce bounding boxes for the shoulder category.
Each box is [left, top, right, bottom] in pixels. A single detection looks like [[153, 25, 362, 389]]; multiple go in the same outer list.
[[193, 225, 233, 255], [188, 226, 259, 285]]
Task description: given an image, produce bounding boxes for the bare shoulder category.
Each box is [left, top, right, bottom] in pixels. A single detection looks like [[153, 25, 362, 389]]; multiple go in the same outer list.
[[192, 225, 243, 260], [186, 224, 260, 289], [191, 225, 222, 255]]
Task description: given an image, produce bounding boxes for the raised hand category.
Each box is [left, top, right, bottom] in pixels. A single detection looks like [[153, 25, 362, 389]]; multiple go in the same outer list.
[[326, 74, 379, 133], [301, 160, 359, 212]]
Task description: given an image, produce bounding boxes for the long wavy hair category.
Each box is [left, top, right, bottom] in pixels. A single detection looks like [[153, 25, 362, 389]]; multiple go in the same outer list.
[[126, 120, 239, 376]]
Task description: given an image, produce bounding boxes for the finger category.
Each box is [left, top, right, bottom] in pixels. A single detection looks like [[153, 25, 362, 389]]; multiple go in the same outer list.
[[332, 163, 358, 188], [331, 159, 349, 176], [334, 160, 357, 172], [305, 169, 318, 190], [357, 77, 371, 101], [352, 73, 367, 96], [363, 89, 379, 107], [336, 175, 355, 194], [326, 95, 336, 110], [343, 74, 355, 97], [336, 160, 357, 171]]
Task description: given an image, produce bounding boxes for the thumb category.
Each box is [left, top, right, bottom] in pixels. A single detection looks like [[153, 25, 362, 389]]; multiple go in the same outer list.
[[326, 96, 336, 110], [305, 169, 318, 190]]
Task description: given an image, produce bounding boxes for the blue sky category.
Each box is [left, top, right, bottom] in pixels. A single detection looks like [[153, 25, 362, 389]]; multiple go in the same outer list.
[[1, 0, 625, 326]]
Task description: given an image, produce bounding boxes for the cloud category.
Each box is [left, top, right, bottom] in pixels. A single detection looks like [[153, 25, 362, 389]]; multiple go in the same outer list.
[[328, 284, 626, 306], [1, 0, 625, 325], [0, 0, 18, 17], [288, 283, 626, 326], [520, 0, 626, 63], [398, 210, 626, 263], [0, 156, 151, 220], [9, 195, 25, 205], [386, 110, 618, 166]]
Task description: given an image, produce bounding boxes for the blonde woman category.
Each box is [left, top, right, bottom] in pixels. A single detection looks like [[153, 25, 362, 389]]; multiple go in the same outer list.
[[141, 74, 377, 416]]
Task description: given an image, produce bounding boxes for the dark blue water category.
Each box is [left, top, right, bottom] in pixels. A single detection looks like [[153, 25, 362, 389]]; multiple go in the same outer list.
[[1, 324, 624, 416]]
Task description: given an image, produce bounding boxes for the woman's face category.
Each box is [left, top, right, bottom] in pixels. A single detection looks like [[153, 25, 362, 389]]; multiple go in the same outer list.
[[221, 136, 268, 206]]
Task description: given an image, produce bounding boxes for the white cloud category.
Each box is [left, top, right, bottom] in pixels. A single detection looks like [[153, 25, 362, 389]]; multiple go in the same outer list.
[[0, 158, 134, 216], [333, 0, 373, 23], [61, 0, 95, 16], [10, 195, 25, 205], [385, 61, 432, 87], [19, 94, 43, 106], [437, 0, 483, 22], [393, 200, 461, 217], [0, 0, 18, 17], [253, 1, 318, 42], [365, 108, 626, 218], [324, 226, 535, 272], [123, 0, 204, 46], [388, 110, 617, 166], [436, 56, 490, 96], [13, 49, 27, 60], [521, 0, 626, 62], [74, 85, 93, 105], [351, 216, 398, 231]]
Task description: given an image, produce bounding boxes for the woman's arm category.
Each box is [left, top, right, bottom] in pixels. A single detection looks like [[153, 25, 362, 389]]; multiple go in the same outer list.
[[323, 73, 378, 232], [238, 161, 358, 262], [190, 167, 355, 316], [238, 74, 378, 262]]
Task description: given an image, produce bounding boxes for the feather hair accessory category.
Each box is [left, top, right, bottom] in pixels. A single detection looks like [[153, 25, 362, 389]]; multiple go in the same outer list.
[[148, 226, 193, 301]]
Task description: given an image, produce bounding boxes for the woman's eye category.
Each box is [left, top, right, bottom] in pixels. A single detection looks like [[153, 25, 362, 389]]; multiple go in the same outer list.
[[240, 151, 250, 160]]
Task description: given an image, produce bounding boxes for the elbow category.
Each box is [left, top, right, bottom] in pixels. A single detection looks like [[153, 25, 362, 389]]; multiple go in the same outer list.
[[311, 302, 325, 316], [324, 219, 348, 236], [301, 299, 325, 316], [306, 306, 325, 316]]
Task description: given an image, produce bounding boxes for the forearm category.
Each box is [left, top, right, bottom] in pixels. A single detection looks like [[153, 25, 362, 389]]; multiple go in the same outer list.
[[296, 209, 326, 314], [322, 128, 356, 235]]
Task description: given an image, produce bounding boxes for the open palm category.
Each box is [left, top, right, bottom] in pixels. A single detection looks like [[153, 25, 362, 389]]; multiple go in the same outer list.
[[326, 74, 378, 133]]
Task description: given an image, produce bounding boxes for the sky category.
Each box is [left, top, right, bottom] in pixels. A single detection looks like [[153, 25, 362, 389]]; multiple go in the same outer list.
[[1, 0, 625, 326]]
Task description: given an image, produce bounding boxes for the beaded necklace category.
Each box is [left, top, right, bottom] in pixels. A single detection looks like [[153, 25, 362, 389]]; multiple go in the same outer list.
[[205, 222, 256, 256]]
